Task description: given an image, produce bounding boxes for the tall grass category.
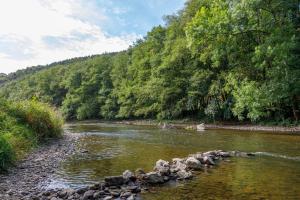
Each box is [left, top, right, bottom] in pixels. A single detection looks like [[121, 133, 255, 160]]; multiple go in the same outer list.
[[0, 99, 63, 172]]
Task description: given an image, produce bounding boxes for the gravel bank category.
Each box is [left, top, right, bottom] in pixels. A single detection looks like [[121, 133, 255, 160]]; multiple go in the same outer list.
[[0, 133, 80, 200]]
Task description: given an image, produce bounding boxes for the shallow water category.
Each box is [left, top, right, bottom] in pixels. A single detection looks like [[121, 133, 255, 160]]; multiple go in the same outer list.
[[50, 122, 300, 199]]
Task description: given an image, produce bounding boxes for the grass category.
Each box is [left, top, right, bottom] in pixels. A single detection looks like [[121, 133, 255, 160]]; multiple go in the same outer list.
[[0, 99, 63, 172]]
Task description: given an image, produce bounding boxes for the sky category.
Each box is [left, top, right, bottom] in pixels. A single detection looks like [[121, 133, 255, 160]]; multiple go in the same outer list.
[[0, 0, 186, 74]]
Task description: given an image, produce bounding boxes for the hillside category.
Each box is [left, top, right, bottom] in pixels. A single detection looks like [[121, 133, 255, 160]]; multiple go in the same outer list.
[[0, 0, 299, 124]]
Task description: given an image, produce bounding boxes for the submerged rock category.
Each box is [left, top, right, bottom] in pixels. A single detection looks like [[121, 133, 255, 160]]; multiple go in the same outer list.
[[185, 157, 202, 170]]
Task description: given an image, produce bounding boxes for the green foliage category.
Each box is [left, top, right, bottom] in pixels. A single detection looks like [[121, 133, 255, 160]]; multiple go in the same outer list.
[[0, 0, 299, 123], [0, 99, 63, 172], [0, 135, 14, 172]]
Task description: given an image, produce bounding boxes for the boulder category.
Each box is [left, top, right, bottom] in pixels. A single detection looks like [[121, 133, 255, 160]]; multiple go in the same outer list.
[[123, 170, 136, 182], [185, 157, 202, 170], [76, 187, 88, 194], [83, 190, 95, 200], [203, 156, 215, 165], [171, 158, 187, 173], [144, 172, 164, 184], [218, 151, 230, 157], [154, 159, 170, 175], [104, 176, 124, 186], [196, 123, 205, 131], [176, 170, 193, 180], [135, 168, 146, 179]]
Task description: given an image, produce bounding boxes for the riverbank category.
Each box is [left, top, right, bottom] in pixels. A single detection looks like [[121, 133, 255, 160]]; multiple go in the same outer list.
[[112, 120, 300, 133], [0, 132, 80, 200]]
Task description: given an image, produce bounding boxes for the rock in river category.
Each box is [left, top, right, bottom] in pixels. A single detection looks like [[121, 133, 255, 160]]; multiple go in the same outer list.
[[105, 176, 124, 186], [185, 157, 202, 170], [144, 172, 165, 184]]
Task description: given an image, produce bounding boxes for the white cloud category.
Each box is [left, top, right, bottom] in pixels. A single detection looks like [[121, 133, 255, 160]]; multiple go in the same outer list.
[[0, 0, 140, 74]]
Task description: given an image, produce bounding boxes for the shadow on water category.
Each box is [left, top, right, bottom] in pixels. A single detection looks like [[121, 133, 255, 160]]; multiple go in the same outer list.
[[47, 122, 300, 199]]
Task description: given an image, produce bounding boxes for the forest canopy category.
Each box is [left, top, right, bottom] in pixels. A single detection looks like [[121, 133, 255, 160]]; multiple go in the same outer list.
[[0, 0, 299, 124]]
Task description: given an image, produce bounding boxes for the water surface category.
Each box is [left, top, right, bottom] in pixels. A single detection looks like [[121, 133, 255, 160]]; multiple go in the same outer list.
[[51, 122, 300, 199]]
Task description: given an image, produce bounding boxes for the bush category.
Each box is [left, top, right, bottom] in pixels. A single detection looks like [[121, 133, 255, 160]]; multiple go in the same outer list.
[[0, 135, 14, 172], [0, 99, 63, 172], [9, 101, 64, 141]]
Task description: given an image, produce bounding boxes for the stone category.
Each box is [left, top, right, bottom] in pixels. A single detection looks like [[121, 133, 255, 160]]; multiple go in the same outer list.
[[127, 186, 141, 193], [127, 195, 136, 200], [110, 190, 121, 197], [154, 159, 170, 175], [144, 172, 164, 184], [176, 170, 193, 180], [76, 187, 88, 194], [105, 176, 124, 186], [196, 123, 205, 131], [103, 196, 113, 200], [185, 157, 202, 170], [203, 156, 215, 165], [57, 190, 67, 198], [83, 190, 95, 200], [171, 158, 187, 172], [218, 151, 230, 157], [135, 168, 146, 179], [123, 170, 136, 182], [93, 191, 105, 199], [121, 191, 132, 198]]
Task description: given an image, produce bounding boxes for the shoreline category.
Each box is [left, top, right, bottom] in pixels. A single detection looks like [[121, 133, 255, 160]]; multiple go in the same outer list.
[[109, 120, 300, 133], [0, 133, 80, 200]]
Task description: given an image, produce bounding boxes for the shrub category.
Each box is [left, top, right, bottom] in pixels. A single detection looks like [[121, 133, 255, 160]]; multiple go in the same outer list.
[[9, 101, 64, 141], [0, 135, 14, 172], [0, 99, 63, 172]]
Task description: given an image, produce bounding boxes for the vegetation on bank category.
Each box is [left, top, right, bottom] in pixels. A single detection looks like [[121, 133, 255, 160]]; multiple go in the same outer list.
[[0, 99, 63, 172], [0, 0, 299, 124]]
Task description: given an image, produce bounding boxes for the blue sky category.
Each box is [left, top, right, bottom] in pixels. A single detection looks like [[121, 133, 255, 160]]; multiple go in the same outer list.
[[0, 0, 186, 74]]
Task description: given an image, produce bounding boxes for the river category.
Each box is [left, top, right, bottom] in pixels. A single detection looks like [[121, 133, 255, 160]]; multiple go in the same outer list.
[[48, 122, 300, 199]]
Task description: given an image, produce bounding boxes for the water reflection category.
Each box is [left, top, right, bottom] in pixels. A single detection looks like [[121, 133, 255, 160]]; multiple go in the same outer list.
[[51, 122, 300, 199]]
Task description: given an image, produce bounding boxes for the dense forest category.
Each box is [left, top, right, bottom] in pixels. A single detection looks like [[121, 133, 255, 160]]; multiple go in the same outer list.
[[0, 0, 299, 124]]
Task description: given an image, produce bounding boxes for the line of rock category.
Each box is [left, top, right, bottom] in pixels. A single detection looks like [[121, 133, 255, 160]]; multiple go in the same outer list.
[[35, 150, 255, 200]]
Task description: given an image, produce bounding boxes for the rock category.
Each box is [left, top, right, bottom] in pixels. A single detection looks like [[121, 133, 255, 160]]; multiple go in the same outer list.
[[218, 151, 230, 157], [185, 157, 202, 170], [144, 172, 164, 184], [83, 190, 95, 200], [93, 191, 105, 199], [154, 159, 170, 175], [123, 170, 136, 182], [110, 190, 120, 197], [177, 170, 193, 180], [76, 187, 88, 194], [103, 196, 113, 200], [203, 156, 215, 165], [89, 183, 104, 190], [135, 168, 146, 179], [127, 186, 141, 193], [127, 195, 136, 200], [121, 191, 132, 198], [105, 176, 124, 186], [171, 158, 187, 172], [196, 123, 205, 131], [50, 197, 58, 200], [57, 190, 67, 198]]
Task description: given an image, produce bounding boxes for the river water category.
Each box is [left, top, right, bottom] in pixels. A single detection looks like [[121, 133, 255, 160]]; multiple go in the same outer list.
[[50, 122, 300, 199]]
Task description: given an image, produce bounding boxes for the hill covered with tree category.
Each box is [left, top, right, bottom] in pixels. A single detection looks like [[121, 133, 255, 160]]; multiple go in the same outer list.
[[0, 0, 299, 124]]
